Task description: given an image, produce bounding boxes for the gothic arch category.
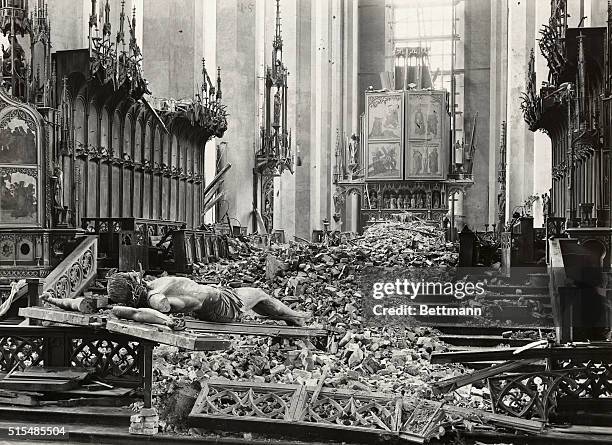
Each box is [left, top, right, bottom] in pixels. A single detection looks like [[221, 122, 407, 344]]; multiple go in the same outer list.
[[101, 107, 111, 152], [73, 94, 87, 150], [123, 112, 134, 160], [144, 121, 153, 165]]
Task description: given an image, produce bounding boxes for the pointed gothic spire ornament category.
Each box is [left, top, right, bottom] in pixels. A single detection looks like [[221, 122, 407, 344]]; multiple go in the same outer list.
[[254, 0, 293, 233]]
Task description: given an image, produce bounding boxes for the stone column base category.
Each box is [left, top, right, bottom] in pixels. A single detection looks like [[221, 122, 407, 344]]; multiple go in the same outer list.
[[129, 407, 159, 435]]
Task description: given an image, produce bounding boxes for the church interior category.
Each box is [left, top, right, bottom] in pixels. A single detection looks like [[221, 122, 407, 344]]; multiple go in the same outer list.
[[0, 0, 611, 443]]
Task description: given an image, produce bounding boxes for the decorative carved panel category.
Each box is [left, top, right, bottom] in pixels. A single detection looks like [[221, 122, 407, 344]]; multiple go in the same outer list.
[[70, 338, 140, 378]]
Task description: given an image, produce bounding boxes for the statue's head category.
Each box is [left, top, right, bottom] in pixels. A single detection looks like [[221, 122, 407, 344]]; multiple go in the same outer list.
[[107, 271, 148, 307]]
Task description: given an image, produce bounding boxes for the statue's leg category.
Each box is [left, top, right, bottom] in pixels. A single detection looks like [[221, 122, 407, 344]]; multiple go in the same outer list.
[[233, 287, 311, 326]]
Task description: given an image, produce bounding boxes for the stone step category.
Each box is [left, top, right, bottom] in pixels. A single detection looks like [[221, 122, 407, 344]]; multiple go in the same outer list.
[[527, 272, 550, 287], [407, 302, 553, 325]]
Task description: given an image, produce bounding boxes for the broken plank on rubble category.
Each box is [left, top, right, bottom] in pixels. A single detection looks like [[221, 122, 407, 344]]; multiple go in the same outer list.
[[105, 319, 230, 351], [9, 367, 93, 381], [443, 404, 544, 434], [430, 344, 612, 364], [0, 377, 79, 392], [19, 306, 106, 328], [184, 319, 334, 338], [431, 358, 540, 394], [0, 389, 42, 406], [549, 425, 612, 436]]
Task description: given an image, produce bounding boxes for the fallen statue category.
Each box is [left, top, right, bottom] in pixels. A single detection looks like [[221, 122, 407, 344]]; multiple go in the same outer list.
[[107, 272, 311, 327]]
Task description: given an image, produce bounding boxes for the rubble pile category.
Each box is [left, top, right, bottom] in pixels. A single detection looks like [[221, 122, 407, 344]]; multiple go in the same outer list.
[[152, 221, 469, 431]]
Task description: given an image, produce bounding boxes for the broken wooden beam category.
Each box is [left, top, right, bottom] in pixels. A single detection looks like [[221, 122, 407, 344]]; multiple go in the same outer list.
[[184, 319, 334, 338], [202, 179, 224, 204], [0, 389, 42, 406], [202, 163, 231, 197], [105, 319, 231, 351], [443, 404, 544, 434], [202, 191, 226, 216], [19, 307, 106, 328], [430, 343, 612, 364], [431, 358, 540, 394]]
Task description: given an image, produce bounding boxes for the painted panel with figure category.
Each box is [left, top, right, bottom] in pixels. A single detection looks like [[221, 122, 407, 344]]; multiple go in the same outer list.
[[407, 93, 442, 141], [0, 168, 38, 225], [365, 92, 404, 180], [405, 92, 446, 180], [0, 110, 37, 165], [406, 141, 443, 179], [366, 142, 402, 180], [366, 93, 402, 140]]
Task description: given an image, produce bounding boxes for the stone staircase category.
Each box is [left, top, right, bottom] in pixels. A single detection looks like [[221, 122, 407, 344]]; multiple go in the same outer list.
[[397, 267, 555, 349]]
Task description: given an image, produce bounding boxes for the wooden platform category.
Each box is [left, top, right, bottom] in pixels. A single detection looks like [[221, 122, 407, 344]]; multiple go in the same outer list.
[[185, 319, 335, 338], [20, 306, 333, 343], [19, 307, 105, 328], [106, 319, 230, 351]]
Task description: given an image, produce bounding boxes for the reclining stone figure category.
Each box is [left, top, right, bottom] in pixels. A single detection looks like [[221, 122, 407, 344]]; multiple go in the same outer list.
[[107, 272, 311, 326]]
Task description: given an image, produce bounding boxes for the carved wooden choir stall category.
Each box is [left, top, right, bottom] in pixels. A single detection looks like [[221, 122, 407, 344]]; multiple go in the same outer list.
[[0, 0, 234, 416], [520, 0, 612, 341]]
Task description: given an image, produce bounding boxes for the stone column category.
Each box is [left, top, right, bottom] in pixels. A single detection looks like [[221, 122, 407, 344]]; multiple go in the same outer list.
[[215, 0, 258, 229], [489, 0, 508, 226], [275, 0, 298, 240], [293, 0, 314, 240], [505, 0, 535, 222], [203, 1, 217, 224], [463, 0, 492, 229], [143, 0, 199, 99], [532, 0, 552, 228]]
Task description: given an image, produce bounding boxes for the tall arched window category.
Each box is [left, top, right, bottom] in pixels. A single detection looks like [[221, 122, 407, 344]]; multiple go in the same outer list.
[[134, 119, 143, 162], [123, 115, 133, 159], [171, 135, 179, 167], [73, 98, 86, 150], [144, 123, 153, 162], [154, 127, 162, 165], [87, 102, 99, 148], [112, 112, 122, 155], [101, 108, 111, 151]]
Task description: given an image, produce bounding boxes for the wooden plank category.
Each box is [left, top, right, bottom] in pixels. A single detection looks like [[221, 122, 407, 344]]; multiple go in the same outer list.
[[46, 395, 139, 408], [430, 344, 612, 364], [549, 425, 612, 436], [184, 319, 333, 338], [431, 359, 540, 393], [10, 367, 92, 381], [0, 390, 42, 406], [19, 307, 106, 328], [202, 163, 231, 198], [0, 378, 79, 392], [63, 387, 135, 397], [106, 319, 230, 351], [443, 404, 544, 434], [202, 179, 224, 203], [203, 192, 226, 215]]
